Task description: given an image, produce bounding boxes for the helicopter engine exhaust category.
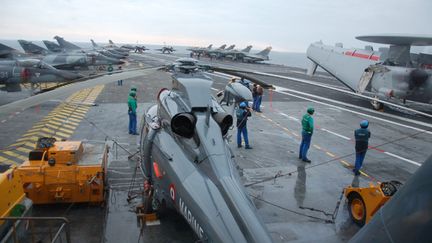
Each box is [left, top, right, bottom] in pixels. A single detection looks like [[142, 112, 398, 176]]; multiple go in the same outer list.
[[212, 112, 233, 136], [171, 112, 196, 139]]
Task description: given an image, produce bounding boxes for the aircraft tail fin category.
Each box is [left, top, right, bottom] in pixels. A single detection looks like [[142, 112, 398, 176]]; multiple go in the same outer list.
[[18, 40, 48, 55], [43, 40, 62, 52], [226, 44, 235, 51], [0, 43, 16, 58], [207, 44, 213, 49], [218, 44, 227, 50], [241, 45, 253, 53], [256, 46, 272, 57], [109, 40, 115, 45], [54, 36, 81, 50], [91, 39, 99, 48]]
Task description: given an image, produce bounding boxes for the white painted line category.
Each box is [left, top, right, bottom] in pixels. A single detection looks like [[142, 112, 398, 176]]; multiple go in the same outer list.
[[384, 152, 421, 167], [273, 85, 432, 135], [1, 120, 6, 123], [321, 128, 351, 140], [211, 88, 218, 91], [278, 112, 300, 123]]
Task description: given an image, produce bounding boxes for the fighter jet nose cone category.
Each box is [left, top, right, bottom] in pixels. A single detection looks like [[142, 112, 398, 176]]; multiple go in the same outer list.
[[60, 70, 83, 80]]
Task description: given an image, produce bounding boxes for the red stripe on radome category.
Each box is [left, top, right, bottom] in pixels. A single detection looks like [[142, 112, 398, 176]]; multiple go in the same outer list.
[[344, 51, 379, 61]]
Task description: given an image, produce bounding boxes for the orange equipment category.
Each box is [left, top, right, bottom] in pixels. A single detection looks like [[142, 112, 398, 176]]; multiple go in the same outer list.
[[344, 180, 401, 226], [17, 138, 108, 204]]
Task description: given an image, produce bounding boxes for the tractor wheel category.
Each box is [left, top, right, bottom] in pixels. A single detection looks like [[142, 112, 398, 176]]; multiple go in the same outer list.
[[348, 192, 366, 226]]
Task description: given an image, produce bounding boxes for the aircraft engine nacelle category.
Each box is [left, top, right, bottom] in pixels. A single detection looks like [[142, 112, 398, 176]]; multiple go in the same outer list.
[[212, 112, 233, 136], [171, 112, 196, 139]]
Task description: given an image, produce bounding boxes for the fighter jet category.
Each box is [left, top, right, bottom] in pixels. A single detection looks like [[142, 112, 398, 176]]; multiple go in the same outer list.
[[90, 39, 129, 59], [155, 46, 176, 54], [139, 60, 272, 242], [222, 45, 253, 60], [238, 46, 272, 63], [0, 59, 83, 92], [187, 44, 213, 55], [53, 36, 128, 60], [307, 34, 432, 110], [2, 42, 123, 71], [204, 44, 227, 58]]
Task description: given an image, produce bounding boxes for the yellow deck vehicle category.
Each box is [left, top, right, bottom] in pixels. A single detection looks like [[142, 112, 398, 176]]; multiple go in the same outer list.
[[17, 137, 108, 204], [344, 180, 402, 226]]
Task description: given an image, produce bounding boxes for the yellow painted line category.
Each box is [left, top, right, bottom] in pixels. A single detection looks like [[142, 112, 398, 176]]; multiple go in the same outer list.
[[61, 124, 76, 130], [52, 117, 79, 126], [3, 151, 27, 161], [54, 114, 69, 119], [66, 117, 82, 123], [69, 113, 85, 119], [16, 147, 31, 154], [22, 131, 42, 137], [32, 124, 45, 128], [45, 123, 60, 130], [0, 156, 7, 162], [47, 120, 63, 126], [41, 128, 56, 134], [9, 141, 26, 147], [326, 152, 336, 158], [23, 142, 35, 149], [58, 128, 74, 134], [313, 145, 321, 150], [340, 160, 350, 166], [55, 131, 71, 138], [26, 128, 43, 133], [17, 136, 39, 142]]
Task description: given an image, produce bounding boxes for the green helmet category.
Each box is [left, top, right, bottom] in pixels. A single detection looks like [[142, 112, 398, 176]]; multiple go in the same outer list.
[[307, 107, 315, 114], [130, 86, 137, 92], [129, 91, 136, 97]]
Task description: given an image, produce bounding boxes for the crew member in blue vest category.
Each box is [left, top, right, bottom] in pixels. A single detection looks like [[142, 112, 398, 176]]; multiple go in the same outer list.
[[236, 101, 252, 149], [353, 120, 371, 175]]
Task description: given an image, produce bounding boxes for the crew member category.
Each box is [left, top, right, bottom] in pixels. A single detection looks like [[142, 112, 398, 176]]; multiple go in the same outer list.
[[353, 120, 371, 175], [117, 66, 123, 86], [239, 77, 250, 90], [236, 101, 252, 149], [128, 91, 138, 135], [255, 85, 263, 112], [252, 84, 258, 111], [299, 107, 314, 162]]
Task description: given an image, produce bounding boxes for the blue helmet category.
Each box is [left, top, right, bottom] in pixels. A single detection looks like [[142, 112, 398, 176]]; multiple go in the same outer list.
[[239, 102, 247, 108], [360, 120, 369, 128]]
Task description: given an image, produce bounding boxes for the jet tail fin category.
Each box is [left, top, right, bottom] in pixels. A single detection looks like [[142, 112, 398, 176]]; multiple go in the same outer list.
[[207, 44, 213, 49], [241, 45, 253, 53], [54, 36, 81, 50], [0, 43, 17, 58], [43, 40, 62, 52], [109, 40, 115, 45], [18, 40, 48, 55], [91, 39, 99, 48], [226, 45, 235, 51], [218, 44, 227, 50], [256, 46, 272, 57]]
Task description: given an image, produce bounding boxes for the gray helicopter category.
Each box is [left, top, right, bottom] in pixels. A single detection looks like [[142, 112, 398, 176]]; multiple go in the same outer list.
[[138, 59, 272, 242]]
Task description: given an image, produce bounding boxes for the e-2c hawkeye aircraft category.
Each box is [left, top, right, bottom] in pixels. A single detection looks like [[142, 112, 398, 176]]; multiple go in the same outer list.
[[307, 34, 432, 111], [138, 60, 272, 242]]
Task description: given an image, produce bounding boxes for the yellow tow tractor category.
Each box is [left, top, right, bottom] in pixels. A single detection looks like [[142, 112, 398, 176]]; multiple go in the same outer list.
[[17, 137, 108, 204], [344, 180, 402, 226]]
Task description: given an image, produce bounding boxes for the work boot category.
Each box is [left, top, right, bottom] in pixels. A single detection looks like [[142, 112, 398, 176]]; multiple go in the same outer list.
[[245, 145, 253, 149], [238, 144, 242, 148], [302, 159, 311, 163], [353, 169, 360, 176]]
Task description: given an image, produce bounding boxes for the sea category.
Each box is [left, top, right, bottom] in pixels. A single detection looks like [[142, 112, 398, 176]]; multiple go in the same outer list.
[[0, 39, 313, 70]]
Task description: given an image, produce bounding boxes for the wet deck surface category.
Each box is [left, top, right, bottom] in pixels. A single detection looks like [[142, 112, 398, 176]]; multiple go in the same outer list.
[[1, 52, 431, 242]]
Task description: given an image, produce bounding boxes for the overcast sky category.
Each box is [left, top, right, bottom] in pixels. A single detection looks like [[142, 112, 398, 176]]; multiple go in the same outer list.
[[1, 0, 431, 52]]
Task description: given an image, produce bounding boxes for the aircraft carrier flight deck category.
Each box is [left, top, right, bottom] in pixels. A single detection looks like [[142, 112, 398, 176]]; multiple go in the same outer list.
[[0, 51, 431, 243]]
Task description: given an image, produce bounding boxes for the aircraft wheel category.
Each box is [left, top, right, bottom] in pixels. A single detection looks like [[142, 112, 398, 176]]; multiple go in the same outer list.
[[348, 192, 366, 226]]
